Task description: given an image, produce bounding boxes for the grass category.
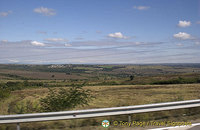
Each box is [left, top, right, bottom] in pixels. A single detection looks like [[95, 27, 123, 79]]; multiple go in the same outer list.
[[82, 84, 200, 109], [1, 84, 200, 114]]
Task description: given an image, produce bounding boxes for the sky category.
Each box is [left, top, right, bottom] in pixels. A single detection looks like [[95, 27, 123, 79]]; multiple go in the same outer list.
[[0, 0, 200, 64]]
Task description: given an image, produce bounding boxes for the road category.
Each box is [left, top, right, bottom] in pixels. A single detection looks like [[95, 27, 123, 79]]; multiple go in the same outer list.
[[148, 123, 200, 130]]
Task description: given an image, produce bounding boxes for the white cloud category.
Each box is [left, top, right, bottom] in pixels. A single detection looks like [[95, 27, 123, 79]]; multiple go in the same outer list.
[[195, 41, 200, 45], [0, 11, 12, 17], [108, 32, 128, 39], [31, 41, 45, 46], [176, 43, 183, 46], [65, 44, 72, 47], [133, 6, 150, 10], [45, 38, 68, 43], [0, 40, 8, 43], [8, 59, 19, 63], [173, 32, 193, 40], [33, 7, 56, 16], [178, 20, 191, 27], [135, 42, 142, 45]]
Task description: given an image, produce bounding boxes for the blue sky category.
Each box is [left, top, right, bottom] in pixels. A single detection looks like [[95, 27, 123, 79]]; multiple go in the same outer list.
[[0, 0, 200, 64]]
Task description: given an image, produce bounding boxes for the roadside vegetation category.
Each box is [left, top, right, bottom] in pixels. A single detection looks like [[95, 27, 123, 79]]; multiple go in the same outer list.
[[40, 87, 93, 112], [0, 64, 200, 129]]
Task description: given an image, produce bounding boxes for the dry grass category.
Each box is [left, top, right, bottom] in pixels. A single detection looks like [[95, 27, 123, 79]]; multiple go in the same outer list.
[[80, 84, 200, 109], [1, 84, 200, 114]]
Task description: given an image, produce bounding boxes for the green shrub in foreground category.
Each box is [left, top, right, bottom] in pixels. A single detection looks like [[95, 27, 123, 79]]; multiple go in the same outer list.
[[40, 86, 93, 112]]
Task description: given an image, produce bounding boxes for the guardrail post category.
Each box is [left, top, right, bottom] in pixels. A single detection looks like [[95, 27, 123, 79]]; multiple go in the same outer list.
[[17, 123, 20, 130], [128, 115, 131, 122]]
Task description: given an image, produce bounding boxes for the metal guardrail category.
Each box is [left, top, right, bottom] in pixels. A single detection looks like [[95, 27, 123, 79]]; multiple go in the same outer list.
[[0, 99, 200, 129]]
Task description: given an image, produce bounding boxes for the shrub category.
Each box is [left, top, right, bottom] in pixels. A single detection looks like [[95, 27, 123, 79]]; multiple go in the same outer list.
[[152, 77, 199, 85], [130, 75, 134, 80], [8, 100, 40, 114], [0, 88, 10, 100], [5, 81, 22, 90], [40, 86, 93, 112]]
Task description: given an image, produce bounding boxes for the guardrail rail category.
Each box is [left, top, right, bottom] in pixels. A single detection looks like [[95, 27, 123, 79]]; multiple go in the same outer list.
[[1, 99, 200, 130]]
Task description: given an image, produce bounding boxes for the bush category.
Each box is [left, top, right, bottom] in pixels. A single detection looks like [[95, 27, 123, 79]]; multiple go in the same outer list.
[[8, 100, 40, 114], [40, 86, 93, 112], [0, 88, 10, 100], [130, 75, 134, 80], [5, 81, 24, 91], [152, 77, 199, 85]]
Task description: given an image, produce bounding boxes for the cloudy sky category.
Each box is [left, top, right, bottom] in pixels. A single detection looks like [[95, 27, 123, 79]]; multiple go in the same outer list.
[[0, 0, 200, 64]]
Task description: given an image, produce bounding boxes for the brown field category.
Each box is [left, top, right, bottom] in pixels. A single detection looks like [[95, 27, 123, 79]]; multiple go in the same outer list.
[[0, 69, 87, 80]]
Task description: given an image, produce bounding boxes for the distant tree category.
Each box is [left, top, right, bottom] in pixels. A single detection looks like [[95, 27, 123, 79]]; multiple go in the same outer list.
[[130, 75, 134, 81], [23, 80, 29, 86], [178, 77, 183, 80], [40, 86, 93, 112], [51, 75, 55, 78]]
